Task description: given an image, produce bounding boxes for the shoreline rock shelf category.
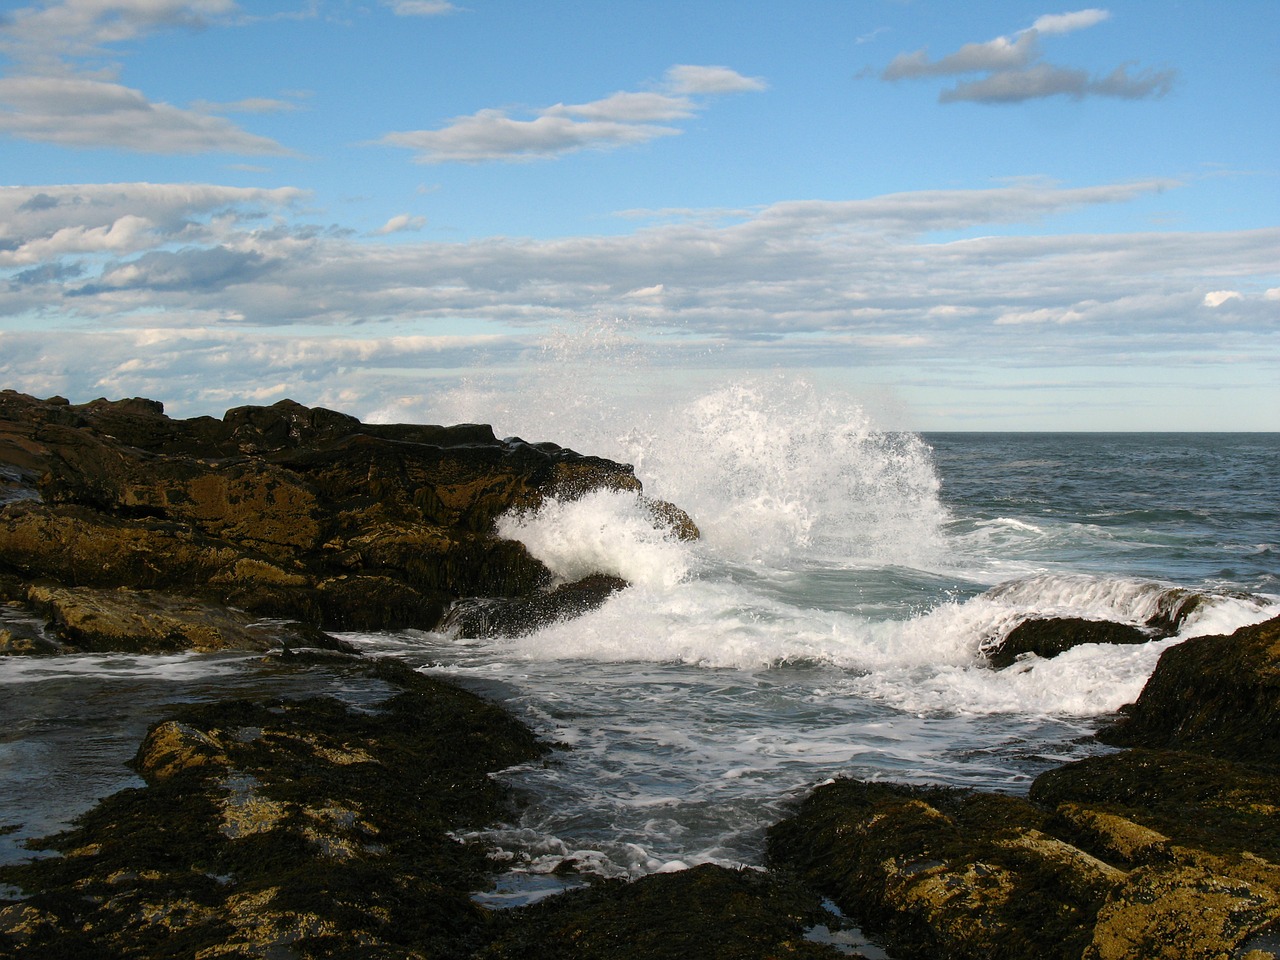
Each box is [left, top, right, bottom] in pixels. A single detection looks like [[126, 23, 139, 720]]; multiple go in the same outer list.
[[2, 390, 1278, 958], [0, 389, 696, 647]]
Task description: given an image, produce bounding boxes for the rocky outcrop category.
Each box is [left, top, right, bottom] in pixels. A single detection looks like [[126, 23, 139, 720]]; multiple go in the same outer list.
[[0, 657, 547, 958], [0, 390, 697, 650], [984, 616, 1152, 669], [769, 615, 1280, 960], [476, 863, 847, 959], [1099, 615, 1280, 764]]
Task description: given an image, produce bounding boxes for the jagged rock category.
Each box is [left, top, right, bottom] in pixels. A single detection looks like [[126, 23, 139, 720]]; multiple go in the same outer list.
[[441, 574, 630, 638], [984, 616, 1152, 669], [476, 863, 848, 959], [23, 583, 350, 654], [0, 658, 547, 958], [0, 390, 695, 646], [1099, 615, 1280, 764], [769, 752, 1280, 960]]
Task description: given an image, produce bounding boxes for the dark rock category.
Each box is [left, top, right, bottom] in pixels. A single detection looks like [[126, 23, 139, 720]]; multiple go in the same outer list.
[[479, 863, 849, 959], [1031, 749, 1280, 864], [1099, 615, 1280, 764], [0, 658, 547, 958], [23, 583, 351, 654], [0, 390, 694, 647], [984, 616, 1152, 669], [768, 770, 1280, 960], [441, 574, 630, 638]]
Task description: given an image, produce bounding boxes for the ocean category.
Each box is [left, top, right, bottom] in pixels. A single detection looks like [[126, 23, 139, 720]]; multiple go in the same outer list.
[[2, 376, 1278, 907]]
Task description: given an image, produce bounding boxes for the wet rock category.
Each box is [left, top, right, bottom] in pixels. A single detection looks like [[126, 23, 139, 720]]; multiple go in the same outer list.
[[0, 658, 547, 959], [478, 863, 849, 959], [0, 390, 691, 644], [24, 583, 351, 654], [767, 779, 1106, 960], [441, 574, 630, 638], [1099, 615, 1280, 764], [984, 616, 1152, 669], [1031, 749, 1280, 865], [768, 758, 1280, 960]]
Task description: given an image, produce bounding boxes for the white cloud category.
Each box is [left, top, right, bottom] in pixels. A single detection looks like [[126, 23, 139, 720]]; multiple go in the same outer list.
[[881, 9, 1175, 104], [372, 214, 426, 235], [0, 75, 293, 153], [379, 65, 765, 163], [385, 0, 458, 16], [0, 0, 238, 61], [663, 64, 767, 95], [1, 178, 1275, 424], [1031, 9, 1111, 35], [1203, 290, 1242, 307]]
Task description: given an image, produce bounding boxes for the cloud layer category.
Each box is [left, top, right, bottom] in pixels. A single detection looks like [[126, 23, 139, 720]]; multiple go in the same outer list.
[[2, 177, 1275, 423]]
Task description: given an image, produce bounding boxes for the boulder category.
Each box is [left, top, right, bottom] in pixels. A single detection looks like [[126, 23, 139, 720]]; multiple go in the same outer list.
[[440, 574, 630, 638], [984, 616, 1152, 669], [1099, 616, 1280, 764]]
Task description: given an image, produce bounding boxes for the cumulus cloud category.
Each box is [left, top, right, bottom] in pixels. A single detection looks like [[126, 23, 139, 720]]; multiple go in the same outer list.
[[1203, 290, 1242, 307], [372, 214, 426, 235], [379, 64, 766, 163], [881, 8, 1175, 104]]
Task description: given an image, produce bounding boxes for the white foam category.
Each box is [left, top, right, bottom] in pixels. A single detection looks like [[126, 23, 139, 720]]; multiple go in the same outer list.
[[496, 488, 693, 589]]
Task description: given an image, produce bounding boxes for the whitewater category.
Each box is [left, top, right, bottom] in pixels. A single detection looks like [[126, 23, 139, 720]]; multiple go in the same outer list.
[[2, 361, 1277, 904]]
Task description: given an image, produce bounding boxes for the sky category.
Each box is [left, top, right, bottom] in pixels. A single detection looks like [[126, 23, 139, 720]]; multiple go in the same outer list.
[[0, 0, 1277, 432]]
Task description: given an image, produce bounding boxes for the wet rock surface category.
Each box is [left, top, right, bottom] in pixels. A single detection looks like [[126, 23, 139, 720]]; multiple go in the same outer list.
[[984, 616, 1152, 669], [0, 657, 547, 958], [769, 615, 1280, 960], [0, 390, 696, 648]]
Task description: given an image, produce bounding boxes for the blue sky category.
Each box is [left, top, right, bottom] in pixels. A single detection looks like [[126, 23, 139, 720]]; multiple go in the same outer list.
[[0, 0, 1277, 431]]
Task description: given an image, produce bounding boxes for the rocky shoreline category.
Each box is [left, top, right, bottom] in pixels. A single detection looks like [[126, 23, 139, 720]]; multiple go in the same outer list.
[[1, 390, 1277, 959]]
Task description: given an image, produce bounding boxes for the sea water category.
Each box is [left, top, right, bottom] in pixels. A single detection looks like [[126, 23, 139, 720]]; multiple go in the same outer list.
[[2, 373, 1277, 896]]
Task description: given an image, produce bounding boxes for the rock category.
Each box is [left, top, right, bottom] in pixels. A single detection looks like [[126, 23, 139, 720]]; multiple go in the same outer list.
[[441, 574, 630, 638], [24, 583, 351, 654], [477, 863, 849, 959], [0, 657, 547, 958], [0, 390, 693, 645], [767, 779, 1103, 960], [1099, 615, 1280, 764], [768, 754, 1280, 960], [984, 616, 1152, 669]]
